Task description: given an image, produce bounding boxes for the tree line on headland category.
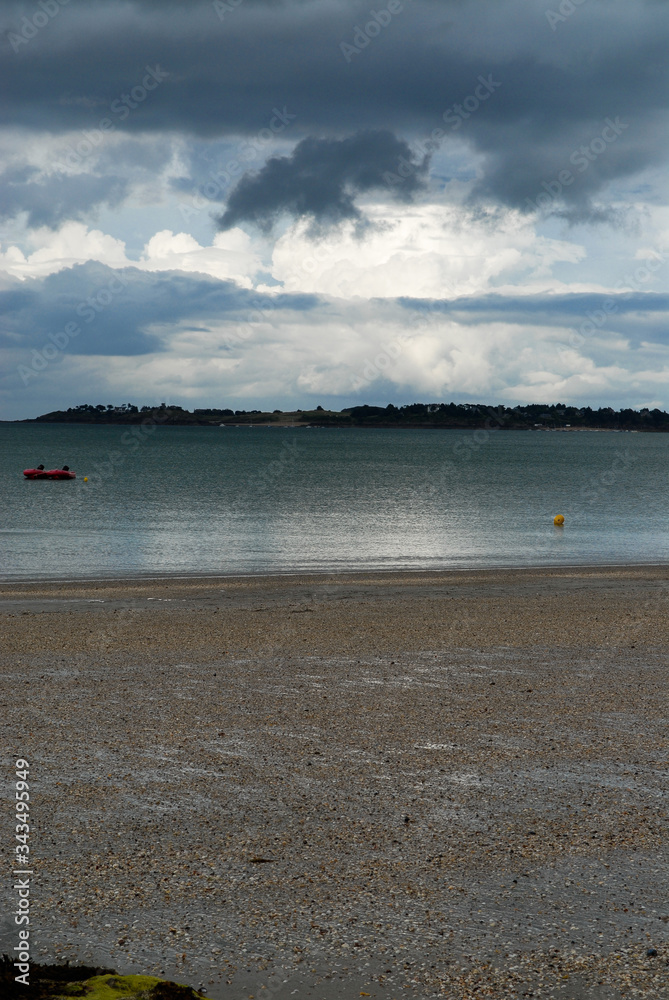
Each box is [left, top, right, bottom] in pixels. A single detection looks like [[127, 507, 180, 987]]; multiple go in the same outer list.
[[26, 401, 669, 430]]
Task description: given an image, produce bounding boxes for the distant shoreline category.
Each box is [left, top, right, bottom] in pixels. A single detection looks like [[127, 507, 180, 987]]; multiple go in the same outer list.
[[6, 420, 653, 431], [10, 398, 669, 433]]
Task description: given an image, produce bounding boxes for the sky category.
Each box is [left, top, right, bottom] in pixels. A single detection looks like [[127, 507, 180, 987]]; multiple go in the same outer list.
[[0, 0, 668, 420]]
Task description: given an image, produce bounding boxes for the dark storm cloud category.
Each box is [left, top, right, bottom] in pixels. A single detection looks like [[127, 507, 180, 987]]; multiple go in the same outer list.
[[218, 131, 429, 232], [0, 262, 320, 358], [1, 1, 667, 219]]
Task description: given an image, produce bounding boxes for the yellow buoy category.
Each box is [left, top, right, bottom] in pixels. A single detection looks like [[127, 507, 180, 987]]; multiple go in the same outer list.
[[84, 477, 88, 482], [553, 514, 564, 526]]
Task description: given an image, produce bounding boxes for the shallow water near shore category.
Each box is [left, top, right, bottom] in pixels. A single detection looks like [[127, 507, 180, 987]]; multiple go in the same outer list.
[[1, 422, 668, 580]]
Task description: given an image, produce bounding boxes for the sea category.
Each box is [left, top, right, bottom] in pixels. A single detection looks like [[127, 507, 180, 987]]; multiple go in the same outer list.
[[1, 422, 667, 581]]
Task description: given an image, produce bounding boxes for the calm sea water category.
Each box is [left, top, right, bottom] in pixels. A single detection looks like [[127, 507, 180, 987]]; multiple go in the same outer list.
[[0, 422, 667, 580]]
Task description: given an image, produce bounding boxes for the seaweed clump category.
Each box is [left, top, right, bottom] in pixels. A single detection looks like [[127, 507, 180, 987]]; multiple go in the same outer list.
[[0, 958, 206, 1000]]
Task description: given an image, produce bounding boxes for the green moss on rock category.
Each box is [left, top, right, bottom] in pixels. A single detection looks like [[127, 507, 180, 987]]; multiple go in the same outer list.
[[0, 958, 206, 1000], [53, 974, 206, 1000]]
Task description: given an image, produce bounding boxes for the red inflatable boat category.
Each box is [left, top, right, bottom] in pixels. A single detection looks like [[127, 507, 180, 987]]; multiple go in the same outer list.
[[24, 468, 76, 479]]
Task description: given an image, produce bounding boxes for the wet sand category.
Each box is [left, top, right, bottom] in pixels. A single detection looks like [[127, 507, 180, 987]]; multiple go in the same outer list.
[[1, 566, 667, 999]]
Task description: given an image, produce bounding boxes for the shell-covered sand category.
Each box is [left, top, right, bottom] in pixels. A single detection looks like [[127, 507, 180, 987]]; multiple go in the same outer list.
[[1, 566, 667, 999]]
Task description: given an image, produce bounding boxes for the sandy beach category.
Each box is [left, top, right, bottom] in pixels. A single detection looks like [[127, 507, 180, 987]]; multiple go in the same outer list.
[[1, 566, 667, 999]]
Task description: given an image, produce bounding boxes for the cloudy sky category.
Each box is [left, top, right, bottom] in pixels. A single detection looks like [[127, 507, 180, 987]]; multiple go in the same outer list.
[[1, 0, 667, 419]]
